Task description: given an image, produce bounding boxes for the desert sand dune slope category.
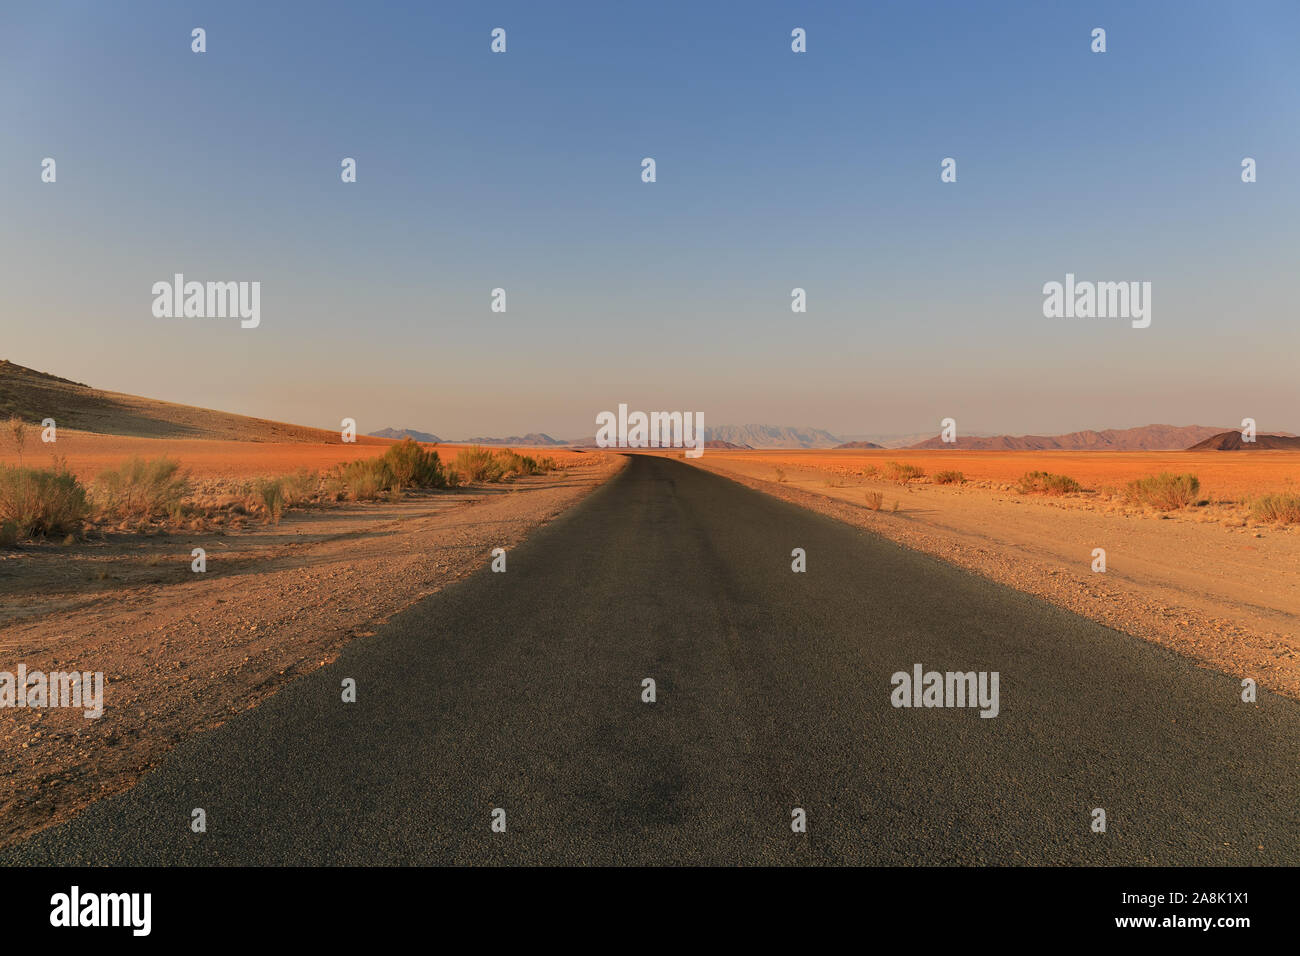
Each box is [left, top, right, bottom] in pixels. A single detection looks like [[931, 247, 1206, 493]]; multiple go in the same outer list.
[[0, 359, 386, 444]]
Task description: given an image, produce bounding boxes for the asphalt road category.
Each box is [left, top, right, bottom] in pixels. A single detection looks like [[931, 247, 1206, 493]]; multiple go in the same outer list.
[[6, 455, 1298, 865]]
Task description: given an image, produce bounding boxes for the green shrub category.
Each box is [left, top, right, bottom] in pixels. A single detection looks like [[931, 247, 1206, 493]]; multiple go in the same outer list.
[[1016, 471, 1081, 495], [496, 451, 534, 477], [1250, 493, 1300, 524], [0, 461, 90, 537], [341, 458, 396, 500], [1125, 472, 1198, 510], [454, 446, 506, 483], [410, 446, 561, 487], [94, 456, 189, 519], [381, 439, 448, 489], [933, 470, 965, 485], [497, 450, 559, 478]]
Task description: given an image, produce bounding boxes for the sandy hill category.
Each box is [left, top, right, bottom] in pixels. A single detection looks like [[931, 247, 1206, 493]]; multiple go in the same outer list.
[[908, 424, 1231, 451], [1188, 431, 1300, 450], [0, 359, 388, 444]]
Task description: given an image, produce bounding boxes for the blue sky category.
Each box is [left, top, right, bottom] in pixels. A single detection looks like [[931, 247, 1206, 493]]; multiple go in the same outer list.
[[2, 0, 1297, 438]]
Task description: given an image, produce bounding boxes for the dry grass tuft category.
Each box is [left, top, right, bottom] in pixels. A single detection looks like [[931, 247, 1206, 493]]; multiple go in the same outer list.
[[883, 461, 925, 483], [1016, 471, 1081, 496], [93, 456, 189, 520], [0, 459, 89, 538], [1250, 493, 1300, 524], [1124, 472, 1199, 511]]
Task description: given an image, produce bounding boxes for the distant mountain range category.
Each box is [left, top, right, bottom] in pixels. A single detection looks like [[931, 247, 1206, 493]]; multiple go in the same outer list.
[[907, 424, 1235, 451], [366, 421, 1300, 452], [457, 433, 566, 446], [369, 428, 566, 446], [838, 431, 990, 449], [10, 359, 1292, 455], [704, 425, 842, 449], [369, 423, 841, 449]]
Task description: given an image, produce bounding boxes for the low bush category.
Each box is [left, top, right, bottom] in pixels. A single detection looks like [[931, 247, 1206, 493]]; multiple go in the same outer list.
[[497, 450, 546, 478], [1124, 472, 1199, 511], [883, 461, 925, 483], [0, 461, 90, 537], [340, 458, 396, 501], [322, 474, 348, 501], [281, 468, 318, 504], [933, 470, 965, 485], [452, 447, 558, 484], [1250, 493, 1300, 524], [454, 446, 505, 483], [1016, 471, 1081, 495], [94, 457, 189, 519], [865, 490, 884, 510], [382, 439, 448, 489]]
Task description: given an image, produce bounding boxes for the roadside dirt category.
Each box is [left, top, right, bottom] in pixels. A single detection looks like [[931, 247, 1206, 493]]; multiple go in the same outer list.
[[686, 453, 1300, 701], [0, 453, 624, 848]]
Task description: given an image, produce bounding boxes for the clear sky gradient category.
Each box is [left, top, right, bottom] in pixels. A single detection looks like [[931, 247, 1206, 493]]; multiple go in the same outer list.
[[2, 1, 1297, 438]]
